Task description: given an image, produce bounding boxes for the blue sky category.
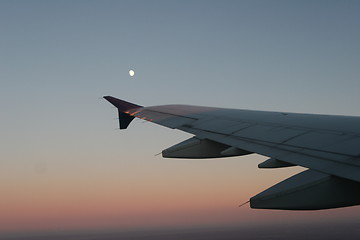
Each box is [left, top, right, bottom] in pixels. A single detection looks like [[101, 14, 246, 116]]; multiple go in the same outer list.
[[1, 0, 360, 236], [2, 0, 360, 112]]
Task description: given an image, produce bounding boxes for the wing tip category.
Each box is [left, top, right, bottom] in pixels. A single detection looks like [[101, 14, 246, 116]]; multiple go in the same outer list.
[[103, 96, 143, 111], [104, 96, 143, 130]]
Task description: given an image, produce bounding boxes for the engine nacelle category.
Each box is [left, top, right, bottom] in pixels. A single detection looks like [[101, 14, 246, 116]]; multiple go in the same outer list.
[[250, 170, 360, 210]]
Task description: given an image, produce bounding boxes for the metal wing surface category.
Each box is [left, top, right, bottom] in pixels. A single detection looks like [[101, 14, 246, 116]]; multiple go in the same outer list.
[[104, 96, 360, 210]]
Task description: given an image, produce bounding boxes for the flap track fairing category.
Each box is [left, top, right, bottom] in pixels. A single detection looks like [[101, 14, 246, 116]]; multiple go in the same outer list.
[[162, 137, 252, 159]]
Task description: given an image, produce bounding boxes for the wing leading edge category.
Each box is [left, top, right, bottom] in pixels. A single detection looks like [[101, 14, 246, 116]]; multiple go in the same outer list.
[[104, 96, 360, 210]]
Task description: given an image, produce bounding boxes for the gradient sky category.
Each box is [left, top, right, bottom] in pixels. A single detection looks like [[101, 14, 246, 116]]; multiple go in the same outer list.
[[1, 0, 360, 236]]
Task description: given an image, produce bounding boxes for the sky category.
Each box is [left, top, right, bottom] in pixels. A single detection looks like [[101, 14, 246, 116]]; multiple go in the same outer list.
[[1, 0, 360, 238]]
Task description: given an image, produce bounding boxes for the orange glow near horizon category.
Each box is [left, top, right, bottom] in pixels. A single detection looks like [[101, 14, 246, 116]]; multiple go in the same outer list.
[[1, 152, 359, 234], [1, 123, 359, 234]]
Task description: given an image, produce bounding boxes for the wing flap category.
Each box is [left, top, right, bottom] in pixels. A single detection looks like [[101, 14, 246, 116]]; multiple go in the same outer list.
[[187, 128, 360, 182], [217, 135, 360, 182]]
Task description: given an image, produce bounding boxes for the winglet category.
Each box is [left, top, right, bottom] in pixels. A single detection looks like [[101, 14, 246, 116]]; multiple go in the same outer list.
[[103, 96, 143, 129], [103, 96, 142, 111]]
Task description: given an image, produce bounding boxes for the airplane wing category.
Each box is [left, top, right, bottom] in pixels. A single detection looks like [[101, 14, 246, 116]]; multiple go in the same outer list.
[[104, 96, 360, 210]]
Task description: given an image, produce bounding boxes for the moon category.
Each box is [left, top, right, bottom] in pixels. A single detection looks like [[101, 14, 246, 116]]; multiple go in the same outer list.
[[129, 69, 135, 77]]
